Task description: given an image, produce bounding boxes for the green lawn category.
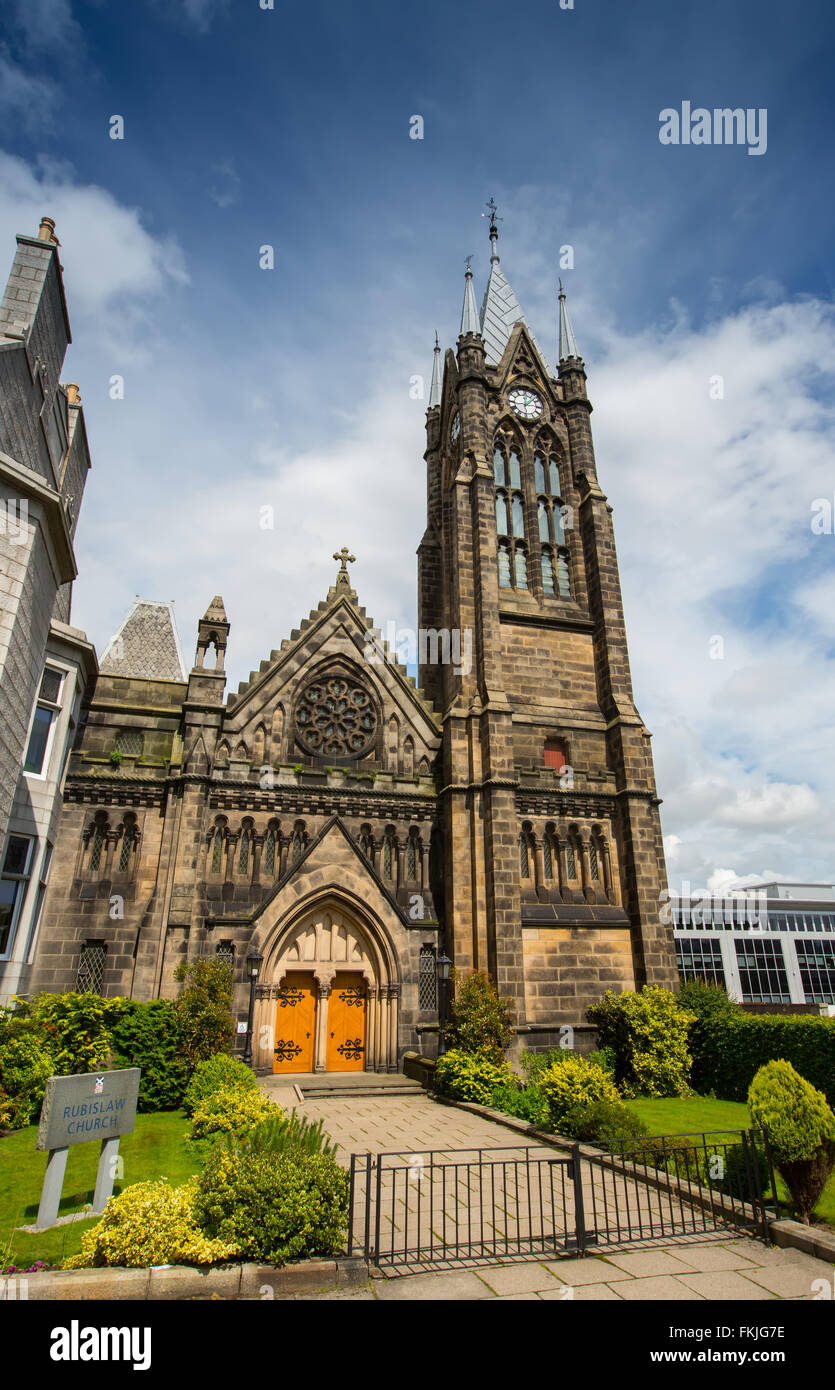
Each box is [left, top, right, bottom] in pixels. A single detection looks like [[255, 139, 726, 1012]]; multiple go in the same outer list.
[[0, 1111, 203, 1270], [625, 1094, 835, 1228]]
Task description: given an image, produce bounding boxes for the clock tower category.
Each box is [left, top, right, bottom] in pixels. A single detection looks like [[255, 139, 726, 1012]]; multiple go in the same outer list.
[[418, 207, 678, 1053]]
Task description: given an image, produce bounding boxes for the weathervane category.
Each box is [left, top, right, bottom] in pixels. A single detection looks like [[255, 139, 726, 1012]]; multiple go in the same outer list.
[[482, 196, 502, 232]]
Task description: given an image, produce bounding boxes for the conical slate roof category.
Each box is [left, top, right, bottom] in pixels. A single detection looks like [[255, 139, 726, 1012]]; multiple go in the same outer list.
[[479, 258, 553, 375], [100, 599, 188, 681]]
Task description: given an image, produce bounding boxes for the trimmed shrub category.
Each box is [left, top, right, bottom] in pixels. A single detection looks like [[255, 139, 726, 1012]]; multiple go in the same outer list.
[[538, 1054, 621, 1134], [172, 958, 235, 1068], [193, 1147, 349, 1266], [676, 981, 741, 1093], [183, 1053, 257, 1118], [111, 1000, 189, 1112], [748, 1059, 835, 1223], [188, 1085, 280, 1140], [63, 1179, 239, 1268], [0, 1031, 54, 1130], [434, 1048, 513, 1105], [560, 1097, 648, 1144], [692, 1014, 835, 1110], [586, 987, 694, 1097], [445, 971, 513, 1063], [16, 991, 125, 1075]]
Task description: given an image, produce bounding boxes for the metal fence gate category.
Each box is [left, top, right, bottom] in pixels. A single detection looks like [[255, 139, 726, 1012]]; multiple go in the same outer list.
[[348, 1131, 778, 1270]]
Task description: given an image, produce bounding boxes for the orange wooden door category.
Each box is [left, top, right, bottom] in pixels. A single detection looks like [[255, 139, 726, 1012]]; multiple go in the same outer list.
[[326, 973, 367, 1072], [273, 973, 316, 1073]]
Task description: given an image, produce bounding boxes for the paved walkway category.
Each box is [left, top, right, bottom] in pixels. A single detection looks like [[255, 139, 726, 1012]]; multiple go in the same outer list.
[[257, 1085, 834, 1301]]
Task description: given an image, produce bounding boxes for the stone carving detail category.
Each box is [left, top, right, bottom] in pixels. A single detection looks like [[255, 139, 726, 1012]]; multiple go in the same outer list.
[[295, 676, 377, 757]]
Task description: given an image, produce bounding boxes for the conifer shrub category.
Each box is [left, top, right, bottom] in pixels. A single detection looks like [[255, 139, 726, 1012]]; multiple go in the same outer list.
[[182, 1053, 257, 1117], [748, 1059, 835, 1223], [111, 999, 189, 1112], [172, 958, 235, 1068], [434, 1048, 513, 1105], [63, 1180, 239, 1269], [586, 987, 694, 1097], [445, 970, 513, 1062], [224, 1107, 338, 1160], [192, 1147, 349, 1266]]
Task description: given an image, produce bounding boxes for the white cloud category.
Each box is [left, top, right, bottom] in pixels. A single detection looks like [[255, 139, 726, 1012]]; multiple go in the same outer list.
[[0, 50, 59, 129]]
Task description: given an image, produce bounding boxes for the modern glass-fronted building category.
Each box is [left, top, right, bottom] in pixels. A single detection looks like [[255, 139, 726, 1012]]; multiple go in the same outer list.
[[670, 882, 835, 1007]]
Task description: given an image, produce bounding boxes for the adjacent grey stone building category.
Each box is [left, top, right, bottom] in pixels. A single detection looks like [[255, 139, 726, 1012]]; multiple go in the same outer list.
[[0, 217, 97, 1002]]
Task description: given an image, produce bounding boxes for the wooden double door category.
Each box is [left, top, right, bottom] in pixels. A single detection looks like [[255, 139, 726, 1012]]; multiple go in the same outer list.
[[272, 971, 367, 1074]]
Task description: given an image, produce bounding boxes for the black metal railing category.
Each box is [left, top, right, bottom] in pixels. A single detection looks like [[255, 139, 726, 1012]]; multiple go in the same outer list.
[[348, 1130, 778, 1268]]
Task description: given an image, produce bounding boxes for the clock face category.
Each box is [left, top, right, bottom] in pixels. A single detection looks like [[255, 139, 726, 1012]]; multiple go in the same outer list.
[[450, 411, 460, 446], [508, 388, 543, 421]]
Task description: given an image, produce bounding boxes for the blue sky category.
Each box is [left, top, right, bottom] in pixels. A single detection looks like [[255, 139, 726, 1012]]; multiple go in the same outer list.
[[1, 0, 834, 889]]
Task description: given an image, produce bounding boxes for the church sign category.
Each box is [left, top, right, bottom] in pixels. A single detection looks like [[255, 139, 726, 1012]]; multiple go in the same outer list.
[[34, 1068, 141, 1229]]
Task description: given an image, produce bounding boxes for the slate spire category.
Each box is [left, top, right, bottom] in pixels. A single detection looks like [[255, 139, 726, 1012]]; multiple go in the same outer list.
[[459, 260, 481, 337], [428, 331, 442, 408], [558, 280, 580, 362]]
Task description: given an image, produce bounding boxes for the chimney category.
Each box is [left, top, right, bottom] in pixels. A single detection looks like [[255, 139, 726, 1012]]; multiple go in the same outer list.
[[38, 216, 59, 245], [66, 383, 81, 406]]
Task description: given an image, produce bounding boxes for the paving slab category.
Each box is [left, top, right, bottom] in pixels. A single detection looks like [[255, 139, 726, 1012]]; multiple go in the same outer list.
[[743, 1263, 835, 1298], [658, 1243, 763, 1273], [540, 1282, 624, 1301], [604, 1250, 702, 1279], [373, 1269, 493, 1301], [544, 1258, 632, 1285], [475, 1263, 562, 1295], [615, 1275, 705, 1301], [675, 1270, 777, 1300]]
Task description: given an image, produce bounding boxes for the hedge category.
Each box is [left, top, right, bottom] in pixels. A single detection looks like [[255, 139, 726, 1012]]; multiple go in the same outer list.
[[692, 1013, 835, 1108]]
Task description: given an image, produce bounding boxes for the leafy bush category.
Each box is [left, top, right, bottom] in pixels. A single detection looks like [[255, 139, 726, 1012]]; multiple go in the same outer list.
[[434, 1048, 513, 1105], [489, 1081, 550, 1127], [691, 1014, 835, 1110], [676, 981, 741, 1093], [183, 1053, 257, 1118], [519, 1048, 573, 1082], [193, 1147, 349, 1266], [225, 1107, 338, 1160], [188, 1085, 280, 1140], [0, 1031, 54, 1130], [538, 1053, 622, 1134], [16, 992, 125, 1075], [560, 1096, 648, 1144], [172, 958, 235, 1068], [111, 1000, 189, 1112], [586, 987, 694, 1097], [63, 1179, 239, 1268], [748, 1059, 835, 1223], [585, 1046, 617, 1075], [445, 971, 513, 1063]]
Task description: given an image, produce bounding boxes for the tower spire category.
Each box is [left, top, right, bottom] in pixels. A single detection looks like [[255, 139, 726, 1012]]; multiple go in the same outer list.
[[428, 331, 442, 408], [558, 280, 580, 362], [459, 257, 480, 337], [483, 196, 502, 264]]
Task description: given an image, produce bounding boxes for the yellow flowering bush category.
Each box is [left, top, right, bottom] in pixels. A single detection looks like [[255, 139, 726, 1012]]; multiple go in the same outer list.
[[63, 1180, 239, 1268], [538, 1053, 621, 1133], [188, 1084, 280, 1140]]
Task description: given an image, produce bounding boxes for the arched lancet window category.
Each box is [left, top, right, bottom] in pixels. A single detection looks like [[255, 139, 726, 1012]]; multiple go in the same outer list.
[[407, 831, 419, 880], [290, 826, 305, 865], [238, 825, 252, 875], [533, 441, 571, 598], [382, 829, 397, 881], [88, 817, 108, 873], [494, 434, 528, 593], [520, 825, 534, 879], [566, 839, 577, 881], [589, 838, 600, 881], [263, 828, 276, 876], [117, 814, 138, 873], [360, 825, 374, 860], [543, 832, 553, 879], [535, 452, 546, 493], [210, 826, 224, 875]]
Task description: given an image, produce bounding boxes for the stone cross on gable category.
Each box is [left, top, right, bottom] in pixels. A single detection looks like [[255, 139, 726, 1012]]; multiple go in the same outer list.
[[333, 546, 356, 586]]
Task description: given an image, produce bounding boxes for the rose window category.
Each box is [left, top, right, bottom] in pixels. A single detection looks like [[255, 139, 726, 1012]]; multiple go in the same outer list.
[[295, 677, 377, 757]]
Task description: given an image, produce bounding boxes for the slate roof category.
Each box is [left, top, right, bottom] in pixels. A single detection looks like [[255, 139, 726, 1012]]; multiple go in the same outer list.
[[479, 258, 554, 375], [99, 599, 188, 682]]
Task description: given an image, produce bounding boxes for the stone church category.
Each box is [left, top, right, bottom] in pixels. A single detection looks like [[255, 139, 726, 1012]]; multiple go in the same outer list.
[[29, 212, 678, 1070]]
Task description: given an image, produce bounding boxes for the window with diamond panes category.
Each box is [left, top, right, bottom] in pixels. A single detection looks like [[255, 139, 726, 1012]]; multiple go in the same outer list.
[[419, 946, 437, 1010], [795, 939, 835, 1004], [263, 830, 276, 875], [734, 938, 791, 1003], [114, 729, 143, 757], [675, 937, 725, 987], [216, 941, 235, 971], [76, 941, 106, 994]]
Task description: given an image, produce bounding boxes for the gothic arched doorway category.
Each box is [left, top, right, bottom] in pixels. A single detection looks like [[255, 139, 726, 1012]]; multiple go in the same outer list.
[[251, 900, 400, 1073]]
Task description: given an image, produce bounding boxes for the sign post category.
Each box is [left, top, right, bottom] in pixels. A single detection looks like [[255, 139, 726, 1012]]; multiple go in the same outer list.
[[35, 1068, 141, 1230]]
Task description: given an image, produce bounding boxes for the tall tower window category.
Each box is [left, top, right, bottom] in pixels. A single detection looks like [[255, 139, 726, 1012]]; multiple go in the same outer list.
[[494, 435, 529, 593], [535, 444, 571, 598]]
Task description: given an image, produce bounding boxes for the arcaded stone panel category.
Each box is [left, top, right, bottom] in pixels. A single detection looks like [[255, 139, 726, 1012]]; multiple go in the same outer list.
[[522, 925, 636, 1030], [614, 789, 678, 991]]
